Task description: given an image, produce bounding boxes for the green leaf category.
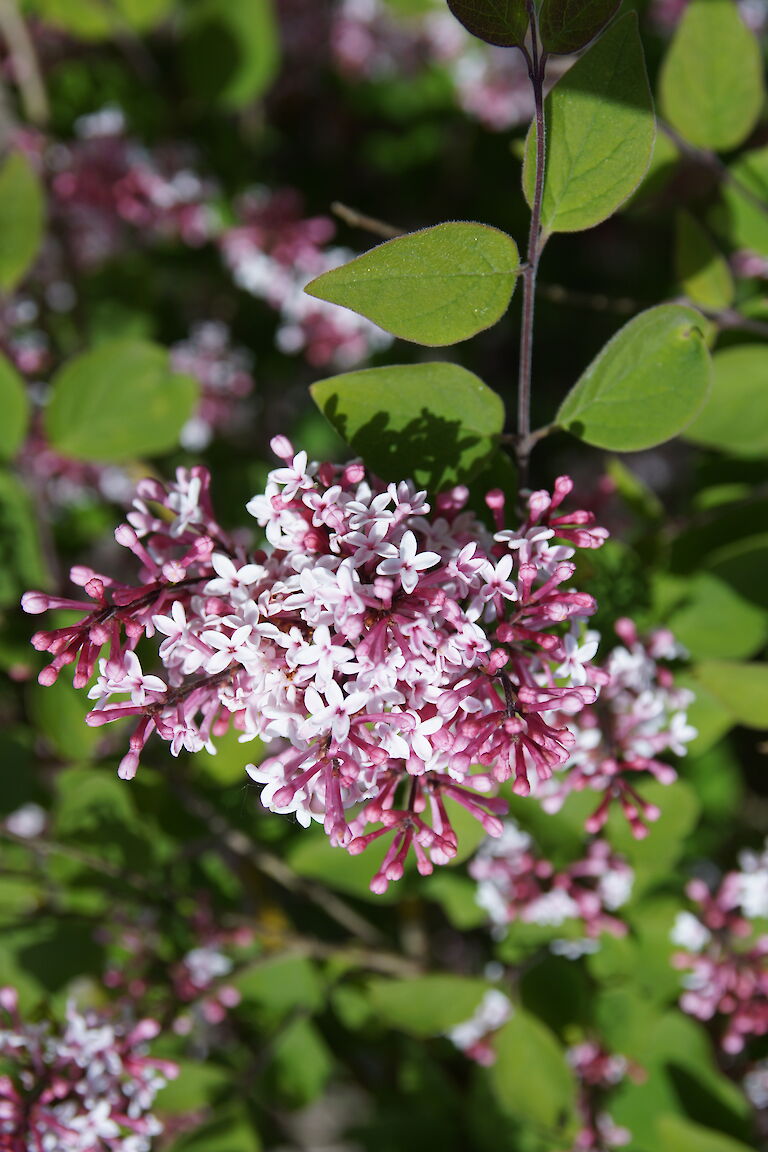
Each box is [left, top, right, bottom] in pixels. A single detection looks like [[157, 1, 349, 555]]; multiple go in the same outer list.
[[156, 1060, 230, 1114], [0, 353, 29, 461], [719, 145, 768, 258], [522, 14, 655, 234], [0, 152, 45, 293], [663, 572, 768, 661], [539, 0, 620, 54], [45, 340, 199, 462], [167, 1106, 261, 1152], [29, 0, 173, 36], [182, 0, 279, 108], [489, 1011, 577, 1133], [693, 661, 768, 729], [367, 974, 491, 1036], [658, 1115, 755, 1152], [446, 0, 529, 47], [685, 345, 768, 458], [675, 212, 734, 311], [677, 672, 734, 756], [707, 533, 768, 611], [233, 955, 323, 1027], [305, 223, 520, 346], [287, 826, 407, 903], [557, 305, 711, 451], [310, 362, 505, 492], [659, 0, 764, 153], [268, 1018, 334, 1107], [28, 677, 103, 762], [607, 780, 701, 896], [0, 470, 48, 610]]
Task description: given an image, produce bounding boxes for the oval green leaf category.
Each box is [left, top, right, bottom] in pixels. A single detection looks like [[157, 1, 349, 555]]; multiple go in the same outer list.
[[684, 345, 768, 457], [305, 223, 519, 347], [0, 152, 45, 294], [693, 661, 768, 729], [659, 0, 764, 153], [675, 211, 734, 312], [523, 13, 655, 234], [45, 340, 199, 463], [310, 362, 505, 491], [557, 304, 712, 451], [0, 352, 30, 461], [539, 0, 620, 54], [446, 0, 529, 47]]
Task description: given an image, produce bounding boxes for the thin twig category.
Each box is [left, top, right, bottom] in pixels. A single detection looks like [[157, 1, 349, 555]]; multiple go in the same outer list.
[[0, 0, 48, 126], [332, 201, 403, 240], [515, 10, 548, 491], [169, 773, 387, 947]]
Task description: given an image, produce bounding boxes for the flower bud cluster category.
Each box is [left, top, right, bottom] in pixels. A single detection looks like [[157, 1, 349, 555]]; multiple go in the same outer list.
[[0, 987, 176, 1152], [670, 840, 768, 1053], [25, 440, 609, 891], [470, 820, 634, 943], [540, 620, 696, 838]]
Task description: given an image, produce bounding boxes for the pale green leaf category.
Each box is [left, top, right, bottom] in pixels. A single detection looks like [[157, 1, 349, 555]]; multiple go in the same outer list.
[[663, 572, 768, 661], [367, 974, 490, 1035], [675, 212, 734, 311], [489, 1011, 577, 1133], [306, 223, 519, 346], [0, 152, 45, 293], [557, 305, 711, 450], [0, 352, 30, 460], [607, 780, 701, 895], [523, 14, 655, 234], [659, 0, 764, 152], [44, 340, 199, 462], [693, 661, 768, 728], [719, 145, 768, 258], [658, 1115, 755, 1152], [30, 0, 173, 36], [685, 345, 768, 457], [311, 362, 505, 491]]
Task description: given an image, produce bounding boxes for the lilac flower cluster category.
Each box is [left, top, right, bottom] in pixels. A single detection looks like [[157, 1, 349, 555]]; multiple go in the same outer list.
[[24, 440, 611, 891], [169, 321, 255, 451], [671, 841, 768, 1053], [540, 621, 696, 837], [0, 987, 176, 1152], [470, 821, 634, 946]]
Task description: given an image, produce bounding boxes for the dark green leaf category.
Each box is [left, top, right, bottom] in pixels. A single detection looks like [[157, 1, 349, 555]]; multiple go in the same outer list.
[[685, 345, 768, 457], [446, 0, 529, 47], [539, 0, 620, 54], [311, 362, 505, 492], [305, 223, 520, 346], [182, 0, 279, 108], [658, 1115, 755, 1152], [45, 340, 199, 462], [659, 0, 764, 152], [557, 305, 711, 451], [0, 152, 45, 293], [523, 14, 655, 234]]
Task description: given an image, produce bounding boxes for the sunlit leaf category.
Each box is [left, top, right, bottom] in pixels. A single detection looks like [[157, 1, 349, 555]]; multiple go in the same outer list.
[[675, 212, 734, 312], [685, 345, 768, 457], [305, 223, 520, 346], [0, 152, 45, 293]]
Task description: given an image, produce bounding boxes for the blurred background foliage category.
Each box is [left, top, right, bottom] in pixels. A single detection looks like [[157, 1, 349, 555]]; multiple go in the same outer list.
[[0, 0, 767, 1149]]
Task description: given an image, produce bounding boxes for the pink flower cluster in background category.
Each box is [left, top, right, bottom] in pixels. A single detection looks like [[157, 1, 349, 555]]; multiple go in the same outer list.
[[219, 187, 392, 368], [0, 987, 176, 1152], [23, 440, 621, 891], [470, 821, 634, 945], [671, 841, 768, 1053], [540, 621, 696, 837]]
